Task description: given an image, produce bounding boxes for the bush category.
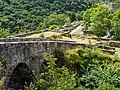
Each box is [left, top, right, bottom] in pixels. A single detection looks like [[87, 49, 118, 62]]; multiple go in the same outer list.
[[25, 47, 120, 90], [0, 28, 10, 38], [112, 9, 120, 40], [24, 83, 37, 90], [95, 83, 120, 90], [25, 54, 86, 90], [49, 25, 59, 29], [80, 62, 120, 89], [48, 35, 62, 40]]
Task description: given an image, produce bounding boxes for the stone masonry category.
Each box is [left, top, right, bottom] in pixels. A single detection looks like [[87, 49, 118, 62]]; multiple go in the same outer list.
[[0, 40, 84, 90]]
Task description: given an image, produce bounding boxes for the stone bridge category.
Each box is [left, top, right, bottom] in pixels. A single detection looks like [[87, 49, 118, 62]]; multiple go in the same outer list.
[[0, 39, 83, 90]]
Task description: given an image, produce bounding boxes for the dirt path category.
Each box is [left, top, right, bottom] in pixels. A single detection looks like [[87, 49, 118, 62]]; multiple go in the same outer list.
[[70, 25, 84, 36]]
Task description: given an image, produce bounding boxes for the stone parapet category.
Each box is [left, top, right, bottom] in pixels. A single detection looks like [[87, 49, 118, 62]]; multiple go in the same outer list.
[[109, 41, 120, 48]]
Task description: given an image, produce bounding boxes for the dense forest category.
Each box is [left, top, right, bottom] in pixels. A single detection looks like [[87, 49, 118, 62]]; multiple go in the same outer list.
[[0, 0, 94, 34], [0, 0, 120, 39]]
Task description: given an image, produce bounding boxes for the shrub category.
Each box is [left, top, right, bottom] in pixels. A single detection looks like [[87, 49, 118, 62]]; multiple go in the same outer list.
[[24, 83, 37, 90], [39, 33, 45, 38], [49, 25, 59, 29], [25, 47, 120, 90], [95, 83, 120, 90], [48, 35, 62, 40], [80, 62, 120, 89], [25, 54, 85, 90], [0, 28, 10, 38]]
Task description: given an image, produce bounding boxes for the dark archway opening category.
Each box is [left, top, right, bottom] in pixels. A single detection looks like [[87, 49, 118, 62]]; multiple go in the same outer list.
[[7, 63, 33, 90]]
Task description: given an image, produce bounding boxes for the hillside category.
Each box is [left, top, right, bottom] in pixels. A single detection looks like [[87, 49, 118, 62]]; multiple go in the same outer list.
[[0, 0, 94, 34]]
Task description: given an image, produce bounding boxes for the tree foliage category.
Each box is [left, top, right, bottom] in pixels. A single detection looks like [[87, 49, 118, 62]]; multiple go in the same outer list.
[[112, 9, 120, 40], [41, 12, 70, 29], [0, 28, 10, 38], [0, 0, 93, 35], [25, 47, 120, 90], [83, 4, 111, 37]]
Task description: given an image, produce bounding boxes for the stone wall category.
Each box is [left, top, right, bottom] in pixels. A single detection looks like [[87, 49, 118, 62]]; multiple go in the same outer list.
[[0, 41, 83, 89], [15, 29, 50, 37], [13, 22, 81, 38], [109, 41, 120, 47], [0, 40, 117, 89], [0, 38, 48, 42]]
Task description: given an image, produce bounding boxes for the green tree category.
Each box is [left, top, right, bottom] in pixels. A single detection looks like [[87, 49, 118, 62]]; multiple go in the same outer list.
[[112, 9, 120, 40], [83, 4, 111, 38], [65, 11, 76, 22], [41, 12, 71, 29], [0, 0, 93, 33]]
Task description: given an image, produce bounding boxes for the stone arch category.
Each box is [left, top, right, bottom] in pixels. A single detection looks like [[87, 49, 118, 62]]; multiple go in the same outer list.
[[6, 63, 34, 90]]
